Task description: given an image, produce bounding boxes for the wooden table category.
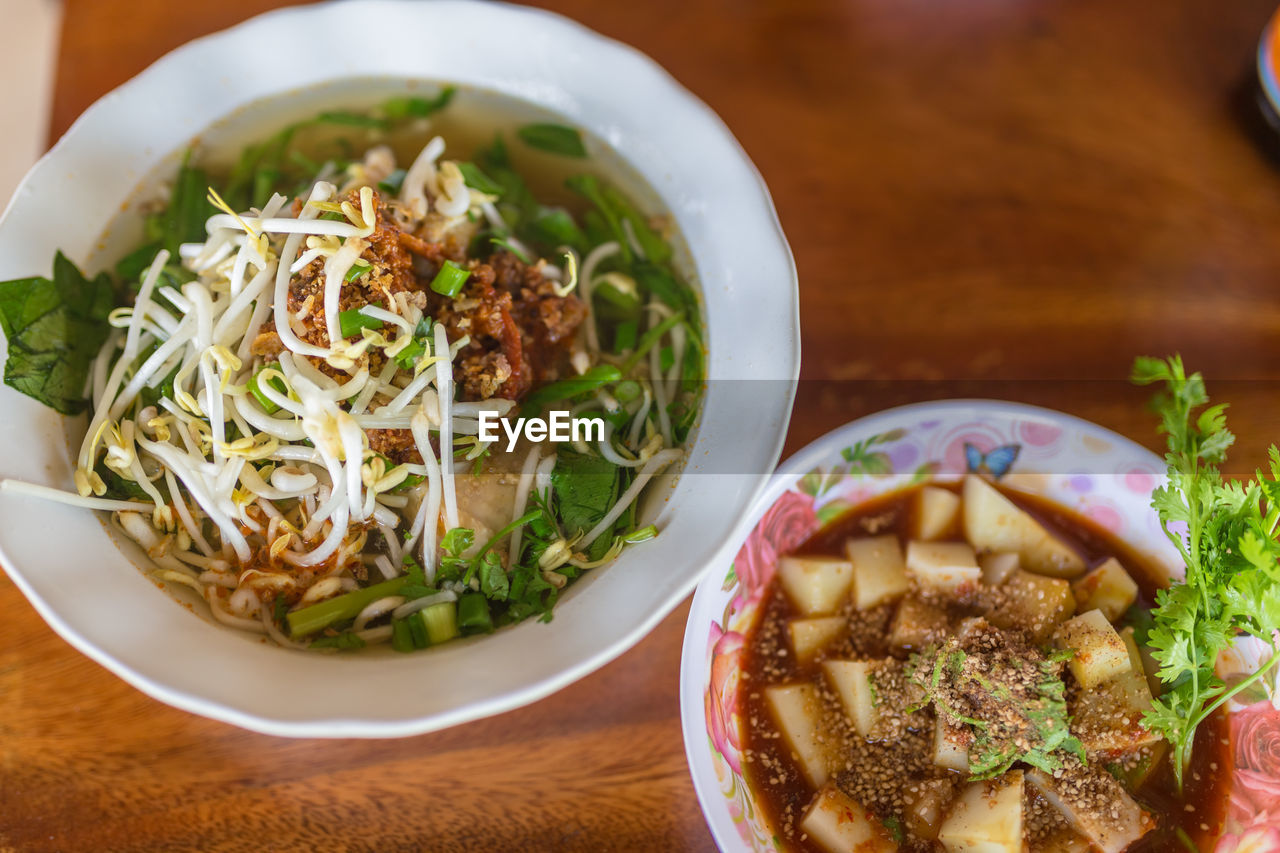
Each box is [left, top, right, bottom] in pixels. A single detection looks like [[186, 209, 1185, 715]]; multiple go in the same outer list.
[[6, 0, 1280, 849]]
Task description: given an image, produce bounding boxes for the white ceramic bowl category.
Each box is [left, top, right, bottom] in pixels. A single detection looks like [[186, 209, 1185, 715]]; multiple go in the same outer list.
[[679, 400, 1270, 851], [0, 1, 798, 736]]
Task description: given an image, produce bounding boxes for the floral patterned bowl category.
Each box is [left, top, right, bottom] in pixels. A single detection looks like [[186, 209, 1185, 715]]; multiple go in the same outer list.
[[678, 400, 1277, 852]]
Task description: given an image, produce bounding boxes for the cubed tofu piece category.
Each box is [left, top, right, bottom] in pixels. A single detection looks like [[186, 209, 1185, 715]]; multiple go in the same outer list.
[[915, 486, 962, 541], [1071, 557, 1139, 623], [1054, 609, 1131, 690], [903, 778, 957, 842], [962, 475, 1085, 578], [978, 552, 1019, 586], [790, 617, 846, 664], [938, 771, 1024, 853], [779, 556, 856, 616], [822, 660, 880, 737], [1027, 767, 1155, 853], [764, 684, 833, 788], [987, 570, 1075, 642], [933, 715, 970, 773], [889, 595, 951, 652], [1071, 627, 1161, 754], [907, 541, 981, 594], [800, 784, 897, 853], [846, 535, 910, 610]]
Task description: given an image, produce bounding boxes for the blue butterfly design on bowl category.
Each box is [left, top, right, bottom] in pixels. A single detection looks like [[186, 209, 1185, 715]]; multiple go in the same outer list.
[[964, 442, 1021, 478]]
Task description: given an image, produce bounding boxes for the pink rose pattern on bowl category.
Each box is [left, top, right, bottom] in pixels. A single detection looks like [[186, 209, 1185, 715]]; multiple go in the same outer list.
[[681, 401, 1278, 852]]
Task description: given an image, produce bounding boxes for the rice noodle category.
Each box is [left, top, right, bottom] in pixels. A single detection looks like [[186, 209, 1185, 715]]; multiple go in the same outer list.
[[434, 323, 459, 531], [508, 445, 542, 567]]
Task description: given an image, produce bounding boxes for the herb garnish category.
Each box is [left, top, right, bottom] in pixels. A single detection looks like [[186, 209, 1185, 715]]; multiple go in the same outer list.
[[516, 122, 587, 158], [0, 252, 115, 414], [1132, 356, 1280, 790], [907, 637, 1086, 781]]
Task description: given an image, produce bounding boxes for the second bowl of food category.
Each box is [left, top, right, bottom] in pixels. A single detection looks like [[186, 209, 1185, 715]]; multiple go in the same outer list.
[[0, 0, 798, 736], [682, 398, 1273, 852]]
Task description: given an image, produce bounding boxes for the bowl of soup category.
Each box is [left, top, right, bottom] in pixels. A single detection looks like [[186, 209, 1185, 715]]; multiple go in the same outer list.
[[680, 401, 1264, 852], [0, 0, 798, 735]]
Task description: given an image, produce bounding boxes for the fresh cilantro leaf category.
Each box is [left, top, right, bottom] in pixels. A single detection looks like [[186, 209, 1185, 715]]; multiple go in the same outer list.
[[478, 551, 509, 601], [551, 449, 621, 560], [1131, 356, 1280, 791]]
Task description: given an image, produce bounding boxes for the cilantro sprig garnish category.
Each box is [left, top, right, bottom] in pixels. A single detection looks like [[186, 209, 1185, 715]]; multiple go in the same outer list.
[[1132, 355, 1280, 791]]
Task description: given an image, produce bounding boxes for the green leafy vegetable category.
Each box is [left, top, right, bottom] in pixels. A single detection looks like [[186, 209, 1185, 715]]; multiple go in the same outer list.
[[163, 156, 214, 256], [1131, 355, 1280, 791], [377, 168, 408, 196], [517, 123, 588, 158], [489, 237, 532, 263], [381, 86, 456, 120], [552, 450, 622, 560], [478, 552, 510, 601], [457, 162, 504, 196], [315, 110, 387, 129], [435, 527, 475, 585], [528, 208, 587, 249], [882, 816, 905, 844], [0, 252, 115, 414], [521, 364, 623, 415], [612, 320, 638, 353], [95, 463, 151, 501]]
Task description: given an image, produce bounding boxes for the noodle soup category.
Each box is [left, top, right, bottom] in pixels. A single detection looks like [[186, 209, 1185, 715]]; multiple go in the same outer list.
[[0, 82, 703, 654]]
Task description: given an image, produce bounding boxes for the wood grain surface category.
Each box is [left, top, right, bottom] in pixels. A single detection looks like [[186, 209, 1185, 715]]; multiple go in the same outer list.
[[5, 0, 1280, 850]]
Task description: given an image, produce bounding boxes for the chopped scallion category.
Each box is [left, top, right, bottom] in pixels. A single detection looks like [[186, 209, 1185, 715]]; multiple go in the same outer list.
[[430, 260, 471, 298], [344, 259, 373, 283], [613, 380, 641, 403], [248, 364, 287, 414], [458, 592, 494, 635], [391, 618, 414, 653], [624, 524, 658, 544], [338, 304, 385, 339], [421, 601, 459, 645], [286, 576, 409, 638]]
